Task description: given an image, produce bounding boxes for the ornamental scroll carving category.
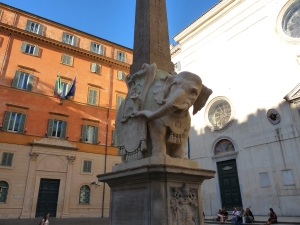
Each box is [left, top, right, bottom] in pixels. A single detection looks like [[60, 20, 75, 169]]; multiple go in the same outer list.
[[29, 152, 39, 160], [170, 183, 199, 225], [67, 156, 76, 163]]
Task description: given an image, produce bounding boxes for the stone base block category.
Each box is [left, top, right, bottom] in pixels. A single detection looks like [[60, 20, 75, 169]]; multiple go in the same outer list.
[[97, 157, 215, 225]]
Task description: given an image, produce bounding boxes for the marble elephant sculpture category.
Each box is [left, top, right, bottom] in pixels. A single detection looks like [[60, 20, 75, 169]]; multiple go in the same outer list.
[[133, 71, 212, 159]]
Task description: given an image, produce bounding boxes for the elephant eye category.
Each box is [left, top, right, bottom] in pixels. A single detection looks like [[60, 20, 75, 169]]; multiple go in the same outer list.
[[191, 88, 198, 96]]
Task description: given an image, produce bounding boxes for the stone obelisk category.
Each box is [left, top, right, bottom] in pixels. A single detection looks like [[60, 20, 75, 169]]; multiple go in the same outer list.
[[130, 0, 174, 74]]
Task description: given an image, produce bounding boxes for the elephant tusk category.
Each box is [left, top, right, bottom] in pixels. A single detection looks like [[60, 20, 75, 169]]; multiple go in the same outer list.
[[173, 102, 189, 111]]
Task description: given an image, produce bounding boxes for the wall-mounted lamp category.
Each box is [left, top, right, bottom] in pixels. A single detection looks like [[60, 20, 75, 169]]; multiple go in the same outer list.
[[91, 180, 101, 186]]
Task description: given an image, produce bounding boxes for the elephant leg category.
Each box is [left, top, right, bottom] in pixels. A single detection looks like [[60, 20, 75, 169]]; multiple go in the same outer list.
[[171, 143, 186, 159], [148, 119, 167, 157]]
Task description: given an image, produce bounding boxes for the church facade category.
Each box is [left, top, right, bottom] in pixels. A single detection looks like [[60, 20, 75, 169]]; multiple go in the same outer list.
[[171, 0, 300, 216]]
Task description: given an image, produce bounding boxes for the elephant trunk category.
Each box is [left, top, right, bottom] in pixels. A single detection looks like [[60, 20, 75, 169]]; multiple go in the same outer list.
[[148, 89, 187, 120]]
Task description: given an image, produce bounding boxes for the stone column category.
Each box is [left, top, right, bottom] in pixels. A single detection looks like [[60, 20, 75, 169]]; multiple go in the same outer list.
[[61, 156, 76, 218], [20, 152, 39, 219]]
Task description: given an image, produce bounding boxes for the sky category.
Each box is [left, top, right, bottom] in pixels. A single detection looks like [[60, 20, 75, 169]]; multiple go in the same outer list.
[[1, 0, 220, 49]]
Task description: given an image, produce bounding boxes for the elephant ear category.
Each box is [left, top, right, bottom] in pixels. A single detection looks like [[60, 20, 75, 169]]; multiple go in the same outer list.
[[193, 84, 212, 115], [153, 74, 175, 104]]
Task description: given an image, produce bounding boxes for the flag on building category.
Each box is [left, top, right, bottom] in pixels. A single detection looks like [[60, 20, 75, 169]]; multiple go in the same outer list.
[[65, 74, 76, 99], [56, 72, 62, 99]]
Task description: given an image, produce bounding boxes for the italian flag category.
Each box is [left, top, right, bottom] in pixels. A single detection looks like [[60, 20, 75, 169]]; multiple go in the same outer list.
[[56, 72, 62, 99]]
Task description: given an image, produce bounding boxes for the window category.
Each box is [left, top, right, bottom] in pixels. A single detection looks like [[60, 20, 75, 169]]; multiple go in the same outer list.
[[82, 160, 92, 173], [116, 50, 126, 62], [62, 32, 78, 47], [20, 42, 40, 56], [79, 185, 90, 204], [88, 88, 99, 105], [282, 169, 295, 185], [25, 20, 44, 35], [117, 71, 126, 81], [1, 152, 14, 167], [12, 71, 34, 91], [259, 172, 271, 187], [47, 119, 67, 138], [81, 125, 98, 144], [2, 111, 26, 133], [174, 61, 181, 73], [116, 95, 125, 109], [90, 42, 104, 55], [61, 54, 73, 66], [282, 0, 300, 38], [90, 63, 101, 74], [54, 80, 71, 98], [0, 181, 9, 203]]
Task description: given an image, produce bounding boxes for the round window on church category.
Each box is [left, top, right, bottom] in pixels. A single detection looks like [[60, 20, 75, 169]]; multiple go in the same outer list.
[[206, 97, 233, 131], [214, 139, 235, 156], [282, 0, 300, 38]]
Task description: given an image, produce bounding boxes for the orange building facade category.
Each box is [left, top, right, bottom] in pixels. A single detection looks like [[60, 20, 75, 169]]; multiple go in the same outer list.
[[0, 3, 131, 218]]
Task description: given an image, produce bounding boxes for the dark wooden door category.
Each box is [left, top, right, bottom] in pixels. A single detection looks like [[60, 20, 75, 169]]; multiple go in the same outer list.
[[35, 179, 60, 218], [217, 159, 242, 210]]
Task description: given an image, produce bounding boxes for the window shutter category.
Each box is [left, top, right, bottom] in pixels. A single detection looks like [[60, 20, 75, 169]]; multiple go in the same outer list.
[[100, 45, 104, 55], [18, 114, 27, 133], [2, 111, 11, 131], [33, 45, 40, 56], [81, 125, 87, 142], [38, 24, 44, 35], [25, 20, 32, 31], [88, 89, 93, 104], [54, 80, 58, 96], [177, 61, 181, 71], [62, 32, 67, 43], [87, 161, 92, 172], [117, 71, 122, 80], [96, 64, 100, 74], [90, 42, 95, 52], [1, 152, 8, 165], [6, 153, 13, 166], [112, 130, 117, 146], [27, 74, 34, 90], [123, 53, 126, 63], [12, 71, 21, 88], [47, 119, 54, 137], [93, 126, 98, 144], [91, 63, 96, 73], [83, 161, 87, 172], [122, 72, 126, 81], [20, 42, 27, 53], [94, 90, 99, 105], [73, 36, 78, 47], [70, 56, 74, 66], [61, 121, 67, 139]]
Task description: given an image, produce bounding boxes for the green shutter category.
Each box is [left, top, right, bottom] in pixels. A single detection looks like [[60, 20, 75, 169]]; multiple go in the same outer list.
[[90, 41, 95, 52], [112, 130, 117, 146], [88, 89, 93, 104], [93, 90, 98, 105], [61, 121, 67, 139], [81, 125, 87, 142], [38, 24, 44, 35], [7, 153, 13, 166], [93, 126, 98, 144], [83, 161, 87, 172], [73, 36, 78, 47], [47, 119, 54, 137], [25, 20, 32, 31], [54, 80, 58, 96], [33, 45, 40, 56], [2, 111, 11, 131], [122, 72, 126, 81], [12, 71, 21, 88], [96, 64, 100, 74], [20, 42, 27, 53], [18, 114, 27, 133], [87, 161, 92, 172], [27, 74, 34, 90], [62, 32, 67, 43]]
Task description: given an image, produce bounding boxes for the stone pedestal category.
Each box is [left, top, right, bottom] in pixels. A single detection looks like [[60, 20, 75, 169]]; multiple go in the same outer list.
[[97, 156, 215, 225]]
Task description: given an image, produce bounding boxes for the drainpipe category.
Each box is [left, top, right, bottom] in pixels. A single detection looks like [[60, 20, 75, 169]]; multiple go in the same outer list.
[[101, 62, 114, 217]]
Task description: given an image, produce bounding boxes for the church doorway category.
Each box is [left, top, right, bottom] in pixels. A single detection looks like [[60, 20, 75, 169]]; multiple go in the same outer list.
[[35, 178, 60, 218], [217, 159, 242, 210]]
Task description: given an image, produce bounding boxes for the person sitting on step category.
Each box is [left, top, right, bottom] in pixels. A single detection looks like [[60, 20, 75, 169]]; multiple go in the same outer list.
[[265, 208, 277, 225], [230, 207, 239, 222], [244, 208, 254, 223], [220, 209, 228, 224]]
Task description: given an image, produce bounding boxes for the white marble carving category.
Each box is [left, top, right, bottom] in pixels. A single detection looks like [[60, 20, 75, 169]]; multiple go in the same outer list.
[[115, 63, 212, 162]]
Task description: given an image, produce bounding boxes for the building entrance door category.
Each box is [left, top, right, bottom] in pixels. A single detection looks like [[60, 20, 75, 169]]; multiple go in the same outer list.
[[35, 178, 60, 218], [217, 159, 242, 210]]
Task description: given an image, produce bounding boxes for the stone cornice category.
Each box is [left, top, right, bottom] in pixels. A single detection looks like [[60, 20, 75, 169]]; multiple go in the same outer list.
[[173, 0, 240, 44], [0, 23, 130, 70], [30, 138, 79, 150]]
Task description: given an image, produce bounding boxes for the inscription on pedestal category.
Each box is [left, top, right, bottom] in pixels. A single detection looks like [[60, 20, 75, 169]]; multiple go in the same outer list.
[[111, 188, 148, 225]]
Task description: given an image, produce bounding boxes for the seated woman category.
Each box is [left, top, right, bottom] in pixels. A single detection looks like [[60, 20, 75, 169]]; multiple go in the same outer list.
[[214, 209, 222, 221], [244, 208, 254, 223], [265, 208, 277, 225], [220, 209, 228, 224]]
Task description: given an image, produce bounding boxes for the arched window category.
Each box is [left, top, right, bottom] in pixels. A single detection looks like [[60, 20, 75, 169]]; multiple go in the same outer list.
[[0, 181, 9, 203], [282, 0, 300, 38], [214, 139, 235, 156], [79, 185, 90, 204]]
